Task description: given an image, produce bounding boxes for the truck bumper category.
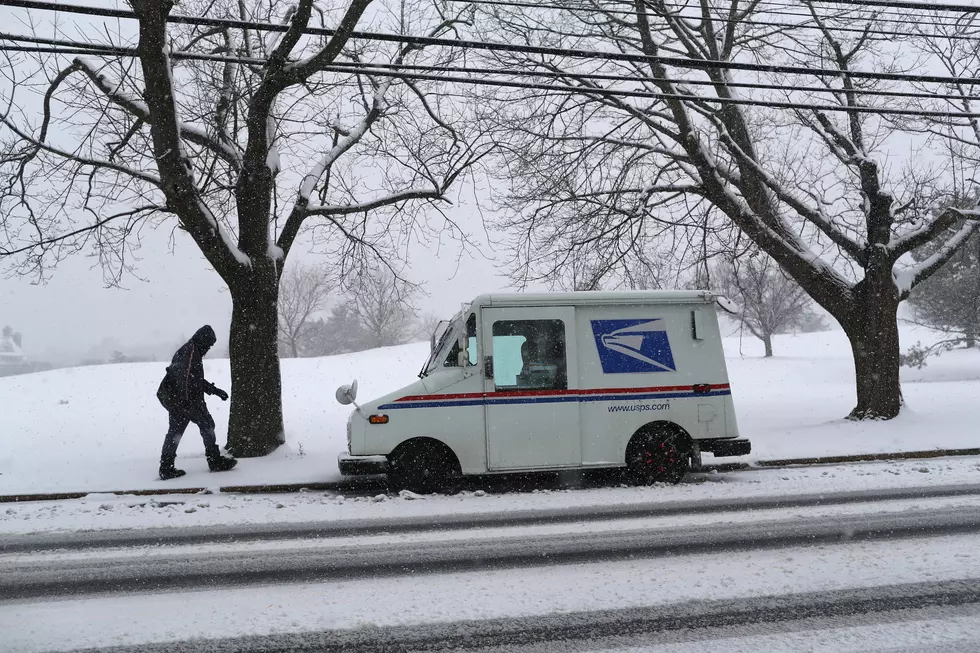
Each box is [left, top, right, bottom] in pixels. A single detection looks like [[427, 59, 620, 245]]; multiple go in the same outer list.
[[699, 438, 752, 458], [338, 453, 389, 476]]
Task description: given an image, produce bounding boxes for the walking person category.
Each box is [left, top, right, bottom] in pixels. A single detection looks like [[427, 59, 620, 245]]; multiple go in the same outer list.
[[156, 325, 237, 480]]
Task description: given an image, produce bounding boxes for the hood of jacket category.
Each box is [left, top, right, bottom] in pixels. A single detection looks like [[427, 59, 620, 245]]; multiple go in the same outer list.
[[191, 325, 217, 353]]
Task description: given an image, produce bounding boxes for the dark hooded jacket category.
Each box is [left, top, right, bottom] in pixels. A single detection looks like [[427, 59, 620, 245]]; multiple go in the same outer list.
[[157, 326, 220, 421]]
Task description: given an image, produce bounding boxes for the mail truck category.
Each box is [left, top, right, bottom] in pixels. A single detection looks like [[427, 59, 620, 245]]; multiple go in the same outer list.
[[336, 291, 749, 492]]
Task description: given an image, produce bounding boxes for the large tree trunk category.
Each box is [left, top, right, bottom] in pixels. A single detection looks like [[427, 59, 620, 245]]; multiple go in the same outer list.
[[762, 333, 773, 358], [226, 259, 285, 457], [844, 264, 902, 420]]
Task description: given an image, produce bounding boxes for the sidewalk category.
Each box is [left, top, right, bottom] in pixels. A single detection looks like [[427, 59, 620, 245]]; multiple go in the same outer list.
[[3, 447, 979, 504]]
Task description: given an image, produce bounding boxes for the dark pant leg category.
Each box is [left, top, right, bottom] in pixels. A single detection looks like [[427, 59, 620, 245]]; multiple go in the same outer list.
[[190, 407, 219, 458], [160, 411, 191, 469]]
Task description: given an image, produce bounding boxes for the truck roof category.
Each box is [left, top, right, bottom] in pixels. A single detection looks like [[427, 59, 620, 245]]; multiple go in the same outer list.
[[470, 290, 718, 309]]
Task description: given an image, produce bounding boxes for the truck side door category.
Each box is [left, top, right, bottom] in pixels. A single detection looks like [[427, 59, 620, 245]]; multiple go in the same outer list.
[[481, 306, 581, 470]]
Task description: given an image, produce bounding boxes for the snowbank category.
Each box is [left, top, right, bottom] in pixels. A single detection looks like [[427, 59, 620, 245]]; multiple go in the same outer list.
[[0, 325, 977, 496]]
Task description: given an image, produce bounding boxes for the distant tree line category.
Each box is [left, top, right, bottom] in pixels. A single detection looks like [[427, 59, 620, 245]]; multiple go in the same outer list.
[[277, 263, 437, 359]]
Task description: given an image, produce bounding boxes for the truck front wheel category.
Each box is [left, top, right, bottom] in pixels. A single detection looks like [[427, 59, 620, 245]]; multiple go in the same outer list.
[[388, 439, 462, 495], [626, 425, 691, 486]]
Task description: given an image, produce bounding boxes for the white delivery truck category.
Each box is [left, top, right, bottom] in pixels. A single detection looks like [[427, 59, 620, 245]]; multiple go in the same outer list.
[[336, 291, 749, 492]]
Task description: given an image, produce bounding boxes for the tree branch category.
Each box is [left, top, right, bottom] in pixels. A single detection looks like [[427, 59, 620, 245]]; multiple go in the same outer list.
[[74, 57, 242, 170]]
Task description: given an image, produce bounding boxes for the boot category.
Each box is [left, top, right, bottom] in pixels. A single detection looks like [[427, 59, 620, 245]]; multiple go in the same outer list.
[[159, 465, 186, 480], [159, 439, 185, 480], [207, 449, 238, 472]]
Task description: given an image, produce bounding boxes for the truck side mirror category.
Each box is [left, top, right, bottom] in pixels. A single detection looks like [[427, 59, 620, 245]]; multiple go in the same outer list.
[[335, 379, 358, 405], [484, 356, 494, 379]]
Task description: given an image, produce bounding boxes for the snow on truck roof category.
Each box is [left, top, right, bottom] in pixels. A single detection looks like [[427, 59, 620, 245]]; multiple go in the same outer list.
[[470, 290, 718, 308]]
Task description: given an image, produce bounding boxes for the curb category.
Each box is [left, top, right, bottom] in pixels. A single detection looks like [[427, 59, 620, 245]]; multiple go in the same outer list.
[[2, 448, 979, 504], [752, 447, 980, 467]]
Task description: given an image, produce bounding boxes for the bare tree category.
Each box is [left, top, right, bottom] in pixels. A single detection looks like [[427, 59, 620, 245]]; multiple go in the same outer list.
[[473, 1, 980, 419], [348, 265, 416, 348], [0, 0, 490, 455], [278, 262, 332, 358], [412, 312, 445, 343], [714, 255, 813, 357]]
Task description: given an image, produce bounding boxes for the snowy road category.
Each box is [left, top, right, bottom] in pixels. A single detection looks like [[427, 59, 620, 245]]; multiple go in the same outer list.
[[9, 480, 980, 553], [4, 486, 980, 652], [44, 583, 980, 652]]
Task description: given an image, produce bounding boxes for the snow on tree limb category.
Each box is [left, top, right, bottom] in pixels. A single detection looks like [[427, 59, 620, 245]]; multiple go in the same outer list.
[[888, 209, 961, 257], [0, 114, 163, 187], [297, 81, 391, 203], [713, 121, 867, 264], [305, 188, 448, 217], [73, 57, 243, 170], [893, 220, 980, 298], [129, 0, 249, 274]]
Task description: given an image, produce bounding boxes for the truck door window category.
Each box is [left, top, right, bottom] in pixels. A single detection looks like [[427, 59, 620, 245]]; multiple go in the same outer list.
[[491, 319, 567, 390]]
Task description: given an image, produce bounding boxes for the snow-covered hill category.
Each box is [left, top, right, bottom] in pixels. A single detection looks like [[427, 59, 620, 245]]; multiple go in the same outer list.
[[1, 325, 978, 495]]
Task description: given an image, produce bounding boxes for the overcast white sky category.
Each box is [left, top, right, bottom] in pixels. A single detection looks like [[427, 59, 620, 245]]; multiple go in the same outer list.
[[1, 201, 517, 361]]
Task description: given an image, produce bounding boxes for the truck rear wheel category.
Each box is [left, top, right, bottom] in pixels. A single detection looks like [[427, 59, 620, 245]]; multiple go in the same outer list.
[[626, 425, 691, 486], [388, 440, 462, 495]]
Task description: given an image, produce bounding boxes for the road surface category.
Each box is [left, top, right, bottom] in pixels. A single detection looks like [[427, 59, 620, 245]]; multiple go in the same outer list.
[[3, 484, 980, 652]]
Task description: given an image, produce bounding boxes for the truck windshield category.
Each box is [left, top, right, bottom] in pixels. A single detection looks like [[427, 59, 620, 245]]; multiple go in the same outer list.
[[419, 322, 456, 378]]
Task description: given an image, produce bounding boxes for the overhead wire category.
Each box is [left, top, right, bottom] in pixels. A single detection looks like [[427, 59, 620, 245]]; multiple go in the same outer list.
[[13, 32, 980, 100], [766, 0, 980, 14], [4, 0, 980, 88], [4, 28, 980, 96], [10, 31, 979, 105], [449, 0, 980, 31], [4, 0, 980, 121], [5, 40, 980, 118]]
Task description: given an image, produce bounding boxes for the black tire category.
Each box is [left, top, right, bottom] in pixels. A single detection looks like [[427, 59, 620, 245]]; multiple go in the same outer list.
[[388, 441, 462, 495], [626, 426, 690, 485]]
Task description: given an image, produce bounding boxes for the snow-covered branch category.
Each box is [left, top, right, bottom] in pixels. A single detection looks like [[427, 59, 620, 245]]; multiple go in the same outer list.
[[305, 188, 447, 217], [282, 0, 373, 82], [714, 123, 867, 264], [74, 58, 243, 170], [889, 208, 962, 257], [127, 1, 249, 275], [893, 220, 980, 299], [297, 81, 391, 203], [0, 114, 162, 187]]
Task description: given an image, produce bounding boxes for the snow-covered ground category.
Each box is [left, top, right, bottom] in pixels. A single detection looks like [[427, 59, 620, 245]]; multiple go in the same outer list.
[[1, 323, 978, 497]]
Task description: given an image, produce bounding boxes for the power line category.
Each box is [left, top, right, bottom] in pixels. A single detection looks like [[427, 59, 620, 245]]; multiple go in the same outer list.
[[721, 0, 980, 21], [8, 31, 980, 105], [5, 41, 980, 119], [450, 0, 980, 31], [6, 0, 980, 88], [808, 0, 980, 14], [323, 61, 980, 102], [9, 0, 980, 95]]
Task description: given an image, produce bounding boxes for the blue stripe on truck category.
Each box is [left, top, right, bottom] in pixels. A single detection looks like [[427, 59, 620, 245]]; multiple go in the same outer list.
[[378, 389, 731, 410]]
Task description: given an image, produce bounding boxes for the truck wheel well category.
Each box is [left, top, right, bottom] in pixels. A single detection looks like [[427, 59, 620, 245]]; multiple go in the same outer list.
[[625, 421, 692, 461], [389, 437, 462, 473], [625, 421, 693, 485]]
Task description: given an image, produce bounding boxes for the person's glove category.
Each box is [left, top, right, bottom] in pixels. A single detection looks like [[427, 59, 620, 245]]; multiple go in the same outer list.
[[214, 388, 229, 401]]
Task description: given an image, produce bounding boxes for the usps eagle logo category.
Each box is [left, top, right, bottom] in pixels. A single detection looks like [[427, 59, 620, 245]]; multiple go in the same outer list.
[[590, 319, 676, 373]]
